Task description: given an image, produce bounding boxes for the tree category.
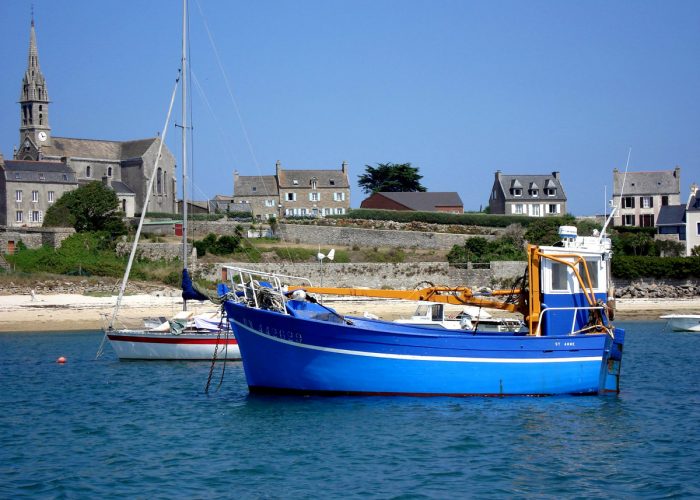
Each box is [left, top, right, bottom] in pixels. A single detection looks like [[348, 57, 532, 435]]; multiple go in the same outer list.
[[43, 181, 127, 234], [358, 163, 427, 194]]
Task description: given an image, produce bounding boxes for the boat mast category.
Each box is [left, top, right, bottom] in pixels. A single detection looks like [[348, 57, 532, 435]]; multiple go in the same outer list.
[[181, 0, 189, 310]]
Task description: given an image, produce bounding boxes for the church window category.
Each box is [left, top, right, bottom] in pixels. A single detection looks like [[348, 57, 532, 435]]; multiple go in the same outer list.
[[107, 167, 112, 177], [39, 114, 43, 125], [86, 166, 91, 178], [157, 168, 163, 194], [163, 171, 167, 194]]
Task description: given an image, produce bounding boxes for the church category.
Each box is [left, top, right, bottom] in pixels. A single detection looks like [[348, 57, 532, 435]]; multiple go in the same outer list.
[[0, 19, 176, 227]]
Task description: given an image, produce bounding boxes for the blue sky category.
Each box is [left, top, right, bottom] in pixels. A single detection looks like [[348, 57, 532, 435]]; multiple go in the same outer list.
[[1, 0, 699, 215]]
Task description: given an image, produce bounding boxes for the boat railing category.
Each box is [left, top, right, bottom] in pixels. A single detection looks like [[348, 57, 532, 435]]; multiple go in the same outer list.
[[222, 265, 313, 313], [535, 305, 611, 337]]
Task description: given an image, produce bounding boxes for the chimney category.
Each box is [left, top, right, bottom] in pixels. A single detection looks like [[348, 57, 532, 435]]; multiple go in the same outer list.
[[275, 160, 282, 179], [233, 169, 239, 195], [552, 171, 560, 180], [674, 165, 681, 178], [495, 170, 501, 181], [341, 160, 348, 174]]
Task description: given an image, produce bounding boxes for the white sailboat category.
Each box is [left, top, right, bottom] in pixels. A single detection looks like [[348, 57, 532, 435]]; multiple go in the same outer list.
[[99, 0, 239, 360]]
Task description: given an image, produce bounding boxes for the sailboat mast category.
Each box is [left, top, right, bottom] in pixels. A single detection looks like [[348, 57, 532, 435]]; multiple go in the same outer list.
[[181, 0, 189, 311]]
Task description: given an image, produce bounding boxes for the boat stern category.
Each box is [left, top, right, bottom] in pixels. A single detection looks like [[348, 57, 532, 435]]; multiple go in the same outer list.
[[602, 326, 625, 393]]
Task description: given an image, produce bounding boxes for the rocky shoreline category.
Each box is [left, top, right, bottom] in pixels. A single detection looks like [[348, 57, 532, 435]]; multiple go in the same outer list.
[[615, 282, 700, 299]]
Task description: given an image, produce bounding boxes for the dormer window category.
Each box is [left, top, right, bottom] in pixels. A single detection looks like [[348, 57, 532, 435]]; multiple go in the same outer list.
[[329, 179, 335, 186], [15, 173, 20, 180], [252, 186, 257, 192], [510, 188, 522, 197], [530, 189, 539, 197], [544, 188, 556, 196], [293, 179, 299, 185], [311, 178, 318, 190], [39, 173, 45, 181]]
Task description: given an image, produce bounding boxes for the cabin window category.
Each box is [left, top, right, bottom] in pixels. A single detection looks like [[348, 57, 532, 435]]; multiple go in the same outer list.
[[578, 259, 599, 290], [622, 196, 635, 209], [551, 262, 569, 291]]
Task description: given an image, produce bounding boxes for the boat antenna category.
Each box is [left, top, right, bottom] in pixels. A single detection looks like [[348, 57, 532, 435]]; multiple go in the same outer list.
[[599, 147, 631, 242]]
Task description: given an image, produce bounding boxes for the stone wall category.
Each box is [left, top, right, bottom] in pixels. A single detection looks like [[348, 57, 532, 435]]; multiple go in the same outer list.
[[201, 260, 527, 290], [116, 241, 194, 262], [0, 226, 74, 253], [277, 224, 488, 251]]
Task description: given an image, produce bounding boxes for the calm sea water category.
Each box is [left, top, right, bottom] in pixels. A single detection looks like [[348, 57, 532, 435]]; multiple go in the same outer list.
[[1, 321, 699, 499]]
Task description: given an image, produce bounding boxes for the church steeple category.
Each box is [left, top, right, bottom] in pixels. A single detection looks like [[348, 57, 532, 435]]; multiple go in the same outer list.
[[18, 15, 51, 157]]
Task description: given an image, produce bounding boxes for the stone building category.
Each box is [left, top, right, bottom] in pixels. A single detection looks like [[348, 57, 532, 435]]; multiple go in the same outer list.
[[233, 161, 351, 220], [2, 18, 176, 224], [612, 167, 681, 228], [489, 171, 567, 217], [0, 157, 77, 227]]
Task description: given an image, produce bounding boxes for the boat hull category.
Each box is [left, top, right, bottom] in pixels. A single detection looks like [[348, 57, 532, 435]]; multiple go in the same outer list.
[[106, 330, 240, 360], [225, 301, 618, 396]]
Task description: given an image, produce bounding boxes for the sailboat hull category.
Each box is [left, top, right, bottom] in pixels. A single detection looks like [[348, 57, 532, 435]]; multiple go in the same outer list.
[[107, 330, 240, 360]]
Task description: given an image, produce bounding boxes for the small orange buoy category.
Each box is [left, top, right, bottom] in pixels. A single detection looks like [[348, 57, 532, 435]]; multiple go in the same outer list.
[[56, 356, 66, 364]]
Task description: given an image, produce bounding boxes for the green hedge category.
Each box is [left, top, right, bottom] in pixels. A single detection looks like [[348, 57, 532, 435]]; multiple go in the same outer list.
[[612, 256, 700, 279], [334, 209, 576, 228]]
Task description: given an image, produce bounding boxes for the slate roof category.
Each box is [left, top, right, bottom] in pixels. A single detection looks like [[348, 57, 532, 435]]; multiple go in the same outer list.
[[2, 160, 77, 184], [688, 194, 700, 212], [657, 205, 686, 226], [111, 180, 135, 195], [370, 192, 463, 211], [613, 168, 681, 196], [234, 175, 279, 197], [41, 137, 157, 161], [496, 173, 567, 201], [278, 169, 349, 189]]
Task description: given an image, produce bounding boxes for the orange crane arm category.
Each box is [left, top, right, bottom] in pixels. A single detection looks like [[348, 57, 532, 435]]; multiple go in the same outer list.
[[287, 285, 522, 313]]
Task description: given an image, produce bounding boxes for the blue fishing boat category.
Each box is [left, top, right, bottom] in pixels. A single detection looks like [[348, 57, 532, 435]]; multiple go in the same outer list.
[[223, 226, 624, 396]]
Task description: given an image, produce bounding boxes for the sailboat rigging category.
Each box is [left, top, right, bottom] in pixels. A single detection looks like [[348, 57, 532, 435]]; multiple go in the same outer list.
[[97, 0, 239, 361]]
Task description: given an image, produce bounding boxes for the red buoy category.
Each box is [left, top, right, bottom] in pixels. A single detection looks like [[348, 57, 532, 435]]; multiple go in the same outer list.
[[56, 356, 66, 364]]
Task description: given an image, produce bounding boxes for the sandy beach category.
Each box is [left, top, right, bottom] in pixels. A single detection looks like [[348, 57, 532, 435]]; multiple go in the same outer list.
[[0, 291, 698, 332]]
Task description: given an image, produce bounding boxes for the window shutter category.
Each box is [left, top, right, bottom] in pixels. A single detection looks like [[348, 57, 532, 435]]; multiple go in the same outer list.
[[650, 197, 654, 208]]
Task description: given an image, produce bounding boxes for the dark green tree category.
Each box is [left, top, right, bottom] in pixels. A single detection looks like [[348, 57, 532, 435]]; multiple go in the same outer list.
[[43, 181, 127, 234], [358, 163, 427, 194]]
